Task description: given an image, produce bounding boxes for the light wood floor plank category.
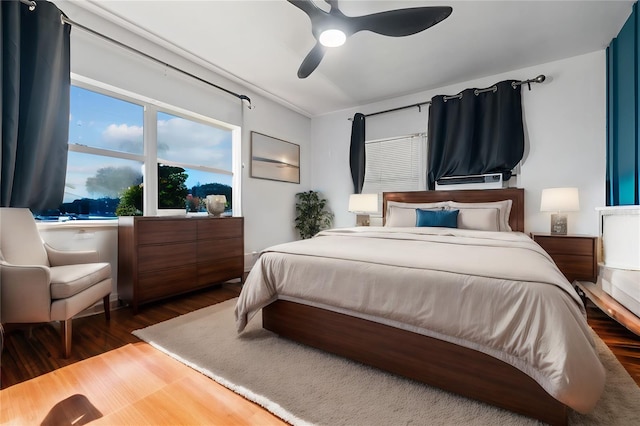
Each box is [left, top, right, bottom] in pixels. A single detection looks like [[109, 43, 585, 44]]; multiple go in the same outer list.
[[1, 342, 285, 425]]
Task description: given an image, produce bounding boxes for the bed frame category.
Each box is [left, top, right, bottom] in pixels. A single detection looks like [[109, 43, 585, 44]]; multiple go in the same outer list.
[[262, 188, 569, 425]]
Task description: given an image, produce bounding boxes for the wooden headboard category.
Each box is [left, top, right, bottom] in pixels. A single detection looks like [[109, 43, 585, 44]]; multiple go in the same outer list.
[[383, 188, 525, 232]]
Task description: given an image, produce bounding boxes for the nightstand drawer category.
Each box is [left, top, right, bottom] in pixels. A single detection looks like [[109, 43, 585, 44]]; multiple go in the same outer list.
[[531, 233, 597, 283], [533, 236, 593, 256], [550, 254, 595, 281]]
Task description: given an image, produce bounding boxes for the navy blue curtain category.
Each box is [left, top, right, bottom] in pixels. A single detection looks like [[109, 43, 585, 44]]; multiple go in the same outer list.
[[1, 0, 71, 209], [607, 2, 639, 206], [427, 80, 524, 190], [349, 113, 366, 194]]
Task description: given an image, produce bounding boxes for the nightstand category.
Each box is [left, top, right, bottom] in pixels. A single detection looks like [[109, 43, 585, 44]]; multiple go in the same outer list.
[[531, 233, 597, 283]]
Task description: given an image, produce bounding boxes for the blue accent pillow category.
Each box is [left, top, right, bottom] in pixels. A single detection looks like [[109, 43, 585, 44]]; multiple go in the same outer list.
[[415, 209, 459, 228]]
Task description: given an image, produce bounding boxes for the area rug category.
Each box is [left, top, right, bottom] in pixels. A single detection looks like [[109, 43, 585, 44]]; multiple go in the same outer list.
[[133, 298, 640, 425]]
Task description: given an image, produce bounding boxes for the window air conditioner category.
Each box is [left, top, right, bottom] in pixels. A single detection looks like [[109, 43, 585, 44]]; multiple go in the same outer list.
[[435, 173, 504, 191]]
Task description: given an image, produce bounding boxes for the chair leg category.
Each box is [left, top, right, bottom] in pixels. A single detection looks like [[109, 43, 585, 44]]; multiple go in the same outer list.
[[62, 319, 72, 358], [103, 295, 111, 321]]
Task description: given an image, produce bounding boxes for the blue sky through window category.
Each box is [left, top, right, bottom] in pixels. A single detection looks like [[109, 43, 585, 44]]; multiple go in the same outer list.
[[66, 86, 232, 203]]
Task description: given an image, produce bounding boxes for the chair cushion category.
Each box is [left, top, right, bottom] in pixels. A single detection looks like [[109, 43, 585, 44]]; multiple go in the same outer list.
[[49, 263, 111, 299]]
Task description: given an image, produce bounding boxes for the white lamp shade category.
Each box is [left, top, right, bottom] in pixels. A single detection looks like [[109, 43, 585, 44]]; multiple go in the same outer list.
[[348, 193, 378, 213], [540, 188, 580, 212]]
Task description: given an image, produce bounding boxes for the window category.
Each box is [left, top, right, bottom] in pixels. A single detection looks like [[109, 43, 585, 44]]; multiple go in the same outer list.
[[157, 112, 233, 212], [361, 134, 426, 212], [37, 82, 238, 221]]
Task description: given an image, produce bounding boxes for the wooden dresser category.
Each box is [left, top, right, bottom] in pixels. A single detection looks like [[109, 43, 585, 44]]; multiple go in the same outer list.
[[531, 233, 597, 283], [118, 216, 244, 312]]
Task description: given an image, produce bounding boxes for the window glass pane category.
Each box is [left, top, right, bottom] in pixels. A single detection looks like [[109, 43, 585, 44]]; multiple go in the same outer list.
[[69, 86, 144, 155], [61, 151, 143, 219], [157, 112, 232, 171], [158, 164, 233, 213]]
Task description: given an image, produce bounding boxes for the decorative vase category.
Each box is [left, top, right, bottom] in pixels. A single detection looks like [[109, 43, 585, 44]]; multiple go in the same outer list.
[[206, 195, 226, 217]]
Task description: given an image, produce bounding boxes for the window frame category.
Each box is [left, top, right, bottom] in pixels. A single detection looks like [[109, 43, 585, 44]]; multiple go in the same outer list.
[[68, 74, 241, 218]]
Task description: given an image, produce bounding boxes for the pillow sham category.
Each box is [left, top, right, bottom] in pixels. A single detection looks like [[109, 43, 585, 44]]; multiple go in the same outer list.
[[448, 200, 513, 231], [416, 208, 459, 228], [456, 207, 500, 232], [385, 201, 447, 227]]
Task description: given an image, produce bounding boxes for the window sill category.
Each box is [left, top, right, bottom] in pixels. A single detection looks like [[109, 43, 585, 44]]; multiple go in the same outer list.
[[36, 220, 118, 230]]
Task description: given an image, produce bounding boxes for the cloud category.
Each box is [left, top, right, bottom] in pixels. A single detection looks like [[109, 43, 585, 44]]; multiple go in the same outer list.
[[102, 123, 144, 152], [157, 117, 232, 169], [103, 123, 143, 141]]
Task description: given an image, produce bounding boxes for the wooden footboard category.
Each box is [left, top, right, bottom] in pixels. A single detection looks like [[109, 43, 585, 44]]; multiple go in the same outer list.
[[263, 300, 568, 426]]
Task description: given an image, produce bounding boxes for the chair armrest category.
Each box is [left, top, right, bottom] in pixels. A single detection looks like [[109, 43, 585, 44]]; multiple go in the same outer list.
[[45, 244, 99, 266], [0, 262, 52, 323]]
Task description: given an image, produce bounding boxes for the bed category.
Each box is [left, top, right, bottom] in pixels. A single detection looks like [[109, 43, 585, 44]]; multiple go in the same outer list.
[[235, 188, 605, 425]]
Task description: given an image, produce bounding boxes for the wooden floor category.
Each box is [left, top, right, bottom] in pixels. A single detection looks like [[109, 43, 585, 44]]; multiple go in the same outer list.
[[1, 341, 285, 425], [1, 283, 639, 425]]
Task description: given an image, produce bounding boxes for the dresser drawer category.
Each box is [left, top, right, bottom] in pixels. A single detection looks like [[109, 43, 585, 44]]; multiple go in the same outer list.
[[197, 257, 243, 286], [197, 238, 243, 261], [197, 218, 243, 239], [138, 265, 198, 301], [138, 242, 196, 273], [138, 220, 196, 245]]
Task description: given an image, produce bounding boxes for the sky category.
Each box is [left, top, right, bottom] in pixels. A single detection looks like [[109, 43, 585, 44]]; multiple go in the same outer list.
[[64, 86, 233, 202]]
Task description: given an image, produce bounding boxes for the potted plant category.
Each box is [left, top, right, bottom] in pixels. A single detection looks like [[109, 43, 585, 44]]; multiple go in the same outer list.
[[295, 190, 333, 239]]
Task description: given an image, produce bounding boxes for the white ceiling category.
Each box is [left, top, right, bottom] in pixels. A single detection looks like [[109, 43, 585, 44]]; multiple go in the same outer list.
[[69, 0, 634, 117]]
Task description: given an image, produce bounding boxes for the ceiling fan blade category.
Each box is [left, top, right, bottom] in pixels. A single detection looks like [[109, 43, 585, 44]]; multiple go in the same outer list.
[[298, 42, 327, 79], [287, 0, 324, 20], [351, 6, 453, 37]]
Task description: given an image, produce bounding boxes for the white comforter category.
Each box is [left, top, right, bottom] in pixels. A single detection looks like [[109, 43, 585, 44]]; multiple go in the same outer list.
[[235, 227, 605, 413]]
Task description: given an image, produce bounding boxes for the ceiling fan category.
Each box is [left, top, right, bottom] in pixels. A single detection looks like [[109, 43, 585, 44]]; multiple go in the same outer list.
[[288, 0, 453, 78]]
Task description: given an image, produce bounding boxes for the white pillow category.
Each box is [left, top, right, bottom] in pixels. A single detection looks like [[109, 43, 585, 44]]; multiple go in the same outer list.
[[385, 201, 448, 227], [448, 200, 513, 231], [456, 207, 500, 231]]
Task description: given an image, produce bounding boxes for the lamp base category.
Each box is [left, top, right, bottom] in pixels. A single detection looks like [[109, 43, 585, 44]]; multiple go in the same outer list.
[[550, 213, 568, 235], [356, 214, 370, 226]]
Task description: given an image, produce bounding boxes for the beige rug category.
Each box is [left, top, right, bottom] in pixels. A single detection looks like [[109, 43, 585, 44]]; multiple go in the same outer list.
[[133, 298, 640, 425]]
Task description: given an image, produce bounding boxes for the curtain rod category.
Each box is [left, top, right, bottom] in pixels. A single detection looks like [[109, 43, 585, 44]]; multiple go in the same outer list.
[[349, 74, 546, 121], [21, 0, 252, 108], [20, 0, 36, 10]]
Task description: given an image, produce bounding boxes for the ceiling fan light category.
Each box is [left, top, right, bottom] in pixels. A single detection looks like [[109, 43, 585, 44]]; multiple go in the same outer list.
[[319, 29, 346, 47]]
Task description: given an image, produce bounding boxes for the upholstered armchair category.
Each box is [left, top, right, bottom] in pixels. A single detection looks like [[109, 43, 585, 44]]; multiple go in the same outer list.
[[0, 208, 111, 357]]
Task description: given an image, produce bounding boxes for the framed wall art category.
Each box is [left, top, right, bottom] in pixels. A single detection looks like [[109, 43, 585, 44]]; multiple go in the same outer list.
[[250, 132, 300, 184]]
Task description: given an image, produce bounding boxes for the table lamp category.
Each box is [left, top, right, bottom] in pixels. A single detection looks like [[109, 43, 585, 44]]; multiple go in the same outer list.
[[348, 193, 378, 226], [540, 187, 579, 235]]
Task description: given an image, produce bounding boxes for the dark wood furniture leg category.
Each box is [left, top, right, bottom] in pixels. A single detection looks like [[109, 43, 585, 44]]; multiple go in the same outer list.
[[103, 295, 111, 321]]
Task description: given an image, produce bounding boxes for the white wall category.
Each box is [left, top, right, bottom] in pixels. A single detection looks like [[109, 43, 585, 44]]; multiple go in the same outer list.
[[42, 2, 312, 298], [311, 51, 606, 236]]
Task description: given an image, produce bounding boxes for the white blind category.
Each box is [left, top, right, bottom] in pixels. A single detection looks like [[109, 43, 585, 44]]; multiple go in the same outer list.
[[362, 134, 426, 197]]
